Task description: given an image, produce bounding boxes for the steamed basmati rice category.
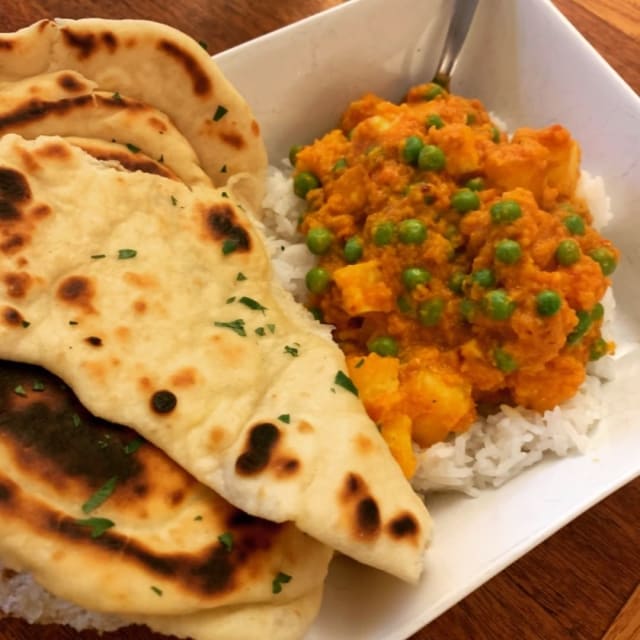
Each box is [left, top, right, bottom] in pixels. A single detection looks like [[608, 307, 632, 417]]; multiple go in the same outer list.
[[263, 162, 617, 496]]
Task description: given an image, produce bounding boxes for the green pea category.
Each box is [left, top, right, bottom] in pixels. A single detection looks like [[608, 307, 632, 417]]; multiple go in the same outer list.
[[367, 336, 399, 357], [466, 113, 477, 125], [306, 227, 333, 255], [402, 267, 431, 290], [343, 236, 363, 263], [460, 298, 476, 322], [490, 199, 522, 224], [493, 348, 518, 373], [589, 337, 608, 361], [536, 290, 562, 316], [398, 218, 427, 244], [563, 214, 585, 235], [293, 171, 320, 198], [289, 144, 303, 166], [310, 307, 323, 322], [333, 157, 348, 172], [373, 221, 395, 246], [424, 84, 444, 101], [567, 310, 592, 345], [589, 247, 617, 276], [448, 271, 466, 294], [426, 114, 444, 129], [591, 302, 605, 321], [472, 268, 495, 288], [396, 294, 413, 314], [491, 126, 501, 143], [465, 177, 485, 191], [451, 188, 480, 213], [305, 267, 330, 294], [402, 135, 424, 164], [556, 239, 581, 266], [417, 298, 445, 326], [495, 239, 522, 264], [482, 289, 515, 320], [418, 144, 446, 171]]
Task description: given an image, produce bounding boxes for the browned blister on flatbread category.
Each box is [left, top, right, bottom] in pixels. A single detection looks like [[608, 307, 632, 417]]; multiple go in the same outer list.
[[0, 359, 331, 634], [0, 134, 431, 585]]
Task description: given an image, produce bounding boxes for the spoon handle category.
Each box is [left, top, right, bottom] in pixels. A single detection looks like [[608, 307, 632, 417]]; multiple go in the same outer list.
[[433, 0, 479, 89]]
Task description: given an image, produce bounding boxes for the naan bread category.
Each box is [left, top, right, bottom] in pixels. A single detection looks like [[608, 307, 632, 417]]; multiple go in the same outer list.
[[0, 359, 330, 639], [0, 18, 267, 208], [0, 134, 431, 583], [0, 69, 212, 188]]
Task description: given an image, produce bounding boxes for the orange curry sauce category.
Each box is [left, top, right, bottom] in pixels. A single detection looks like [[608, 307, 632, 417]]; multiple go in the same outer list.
[[291, 83, 618, 477]]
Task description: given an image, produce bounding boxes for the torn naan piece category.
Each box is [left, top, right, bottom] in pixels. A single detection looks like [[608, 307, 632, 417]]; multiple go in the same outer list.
[[0, 360, 330, 640], [0, 69, 211, 188], [0, 134, 431, 583], [0, 18, 267, 208]]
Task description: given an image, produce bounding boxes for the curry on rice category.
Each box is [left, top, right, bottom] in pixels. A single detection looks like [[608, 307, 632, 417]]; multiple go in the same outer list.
[[291, 82, 619, 478]]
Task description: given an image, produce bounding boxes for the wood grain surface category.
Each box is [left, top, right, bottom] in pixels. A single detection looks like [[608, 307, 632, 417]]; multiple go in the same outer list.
[[0, 1, 638, 639]]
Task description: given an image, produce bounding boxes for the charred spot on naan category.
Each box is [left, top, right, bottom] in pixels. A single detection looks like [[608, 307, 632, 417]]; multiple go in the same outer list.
[[340, 473, 381, 540], [387, 513, 420, 542], [56, 275, 96, 313], [2, 305, 24, 326], [3, 271, 31, 298], [0, 166, 31, 220], [204, 202, 251, 253], [56, 72, 90, 93], [157, 39, 211, 97], [60, 27, 118, 59], [235, 423, 301, 479]]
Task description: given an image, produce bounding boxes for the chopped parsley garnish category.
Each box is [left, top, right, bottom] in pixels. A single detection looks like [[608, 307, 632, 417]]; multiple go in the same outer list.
[[71, 413, 82, 428], [334, 370, 359, 396], [21, 320, 30, 328], [91, 254, 106, 259], [220, 164, 227, 173], [277, 414, 291, 424], [218, 531, 234, 552], [82, 476, 118, 514], [198, 39, 208, 50], [151, 586, 163, 596], [272, 572, 292, 594], [125, 143, 140, 153], [221, 191, 229, 198], [226, 296, 236, 304], [213, 105, 228, 121], [32, 380, 45, 392], [170, 195, 177, 206], [255, 327, 266, 336], [239, 296, 267, 312], [117, 248, 137, 260], [222, 239, 238, 255], [13, 385, 27, 397], [74, 517, 115, 538], [284, 344, 299, 357], [124, 438, 143, 455], [214, 319, 246, 337], [236, 272, 247, 281], [112, 91, 122, 101], [267, 323, 276, 334], [355, 358, 365, 369]]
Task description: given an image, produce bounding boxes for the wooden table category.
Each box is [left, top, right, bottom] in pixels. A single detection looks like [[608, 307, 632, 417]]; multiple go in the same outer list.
[[0, 1, 638, 639]]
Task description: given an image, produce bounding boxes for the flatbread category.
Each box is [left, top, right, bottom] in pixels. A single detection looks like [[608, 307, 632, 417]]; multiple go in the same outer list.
[[0, 359, 330, 639], [0, 18, 267, 208], [0, 134, 431, 583], [0, 70, 212, 188]]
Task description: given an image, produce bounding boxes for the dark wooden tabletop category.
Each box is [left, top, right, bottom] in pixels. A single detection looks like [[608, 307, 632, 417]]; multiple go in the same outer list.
[[0, 1, 638, 639]]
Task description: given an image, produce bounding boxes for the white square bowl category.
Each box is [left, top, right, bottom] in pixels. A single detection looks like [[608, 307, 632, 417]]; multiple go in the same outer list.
[[214, 1, 640, 638]]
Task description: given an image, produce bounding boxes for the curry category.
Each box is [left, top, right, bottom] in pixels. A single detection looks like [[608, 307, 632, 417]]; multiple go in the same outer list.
[[290, 82, 618, 477]]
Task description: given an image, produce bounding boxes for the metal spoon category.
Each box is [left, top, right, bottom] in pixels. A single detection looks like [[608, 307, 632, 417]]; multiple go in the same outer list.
[[432, 0, 479, 90]]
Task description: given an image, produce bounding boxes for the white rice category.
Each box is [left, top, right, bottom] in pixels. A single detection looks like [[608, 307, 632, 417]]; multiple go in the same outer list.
[[262, 162, 617, 496]]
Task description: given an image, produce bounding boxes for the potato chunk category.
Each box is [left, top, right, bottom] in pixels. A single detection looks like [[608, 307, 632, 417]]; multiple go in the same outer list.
[[333, 260, 394, 315]]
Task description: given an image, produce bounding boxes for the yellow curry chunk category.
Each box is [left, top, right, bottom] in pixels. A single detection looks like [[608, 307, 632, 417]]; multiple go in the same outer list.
[[293, 82, 618, 476]]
